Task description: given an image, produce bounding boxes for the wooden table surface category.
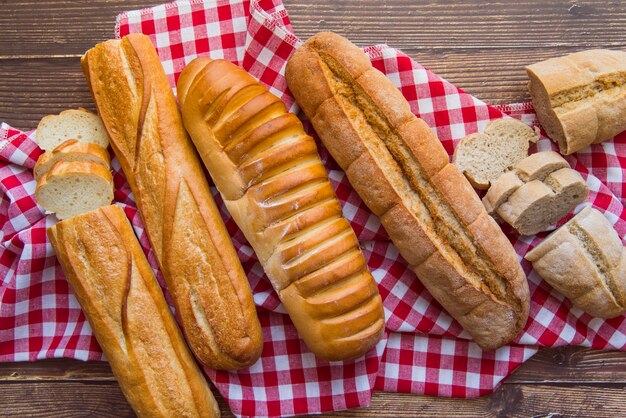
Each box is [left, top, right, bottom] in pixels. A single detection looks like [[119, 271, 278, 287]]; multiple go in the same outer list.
[[1, 1, 626, 416]]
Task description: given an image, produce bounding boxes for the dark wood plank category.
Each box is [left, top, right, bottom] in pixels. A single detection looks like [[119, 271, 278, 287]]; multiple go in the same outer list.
[[1, 1, 625, 56], [1, 380, 625, 417]]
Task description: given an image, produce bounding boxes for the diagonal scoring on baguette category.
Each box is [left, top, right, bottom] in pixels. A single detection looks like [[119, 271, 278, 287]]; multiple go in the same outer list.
[[82, 34, 262, 370], [178, 57, 384, 360], [313, 50, 519, 314], [568, 221, 625, 308]]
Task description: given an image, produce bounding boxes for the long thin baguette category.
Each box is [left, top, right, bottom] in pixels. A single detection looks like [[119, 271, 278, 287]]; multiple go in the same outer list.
[[48, 205, 220, 418], [177, 57, 384, 361], [81, 34, 262, 370], [286, 32, 530, 350]]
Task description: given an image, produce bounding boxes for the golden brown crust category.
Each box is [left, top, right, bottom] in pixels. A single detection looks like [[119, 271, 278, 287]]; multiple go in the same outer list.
[[82, 34, 262, 370], [48, 205, 220, 418], [34, 139, 110, 181], [286, 31, 530, 350], [178, 57, 384, 361]]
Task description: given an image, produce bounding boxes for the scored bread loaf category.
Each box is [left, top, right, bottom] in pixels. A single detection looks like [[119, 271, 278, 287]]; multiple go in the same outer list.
[[36, 108, 109, 151], [483, 151, 588, 235], [34, 139, 110, 181], [82, 34, 262, 370], [35, 161, 114, 220], [526, 206, 626, 318], [48, 205, 220, 418], [285, 31, 530, 350], [453, 118, 539, 190], [177, 57, 385, 361], [527, 49, 626, 155]]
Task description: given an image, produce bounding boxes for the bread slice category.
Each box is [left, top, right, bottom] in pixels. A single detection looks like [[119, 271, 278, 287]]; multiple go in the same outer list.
[[526, 206, 626, 318], [35, 161, 114, 220], [34, 139, 110, 181], [483, 151, 588, 235], [36, 109, 109, 151], [453, 118, 539, 189]]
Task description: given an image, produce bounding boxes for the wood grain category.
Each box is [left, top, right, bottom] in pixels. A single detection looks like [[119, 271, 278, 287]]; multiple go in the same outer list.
[[1, 0, 626, 416]]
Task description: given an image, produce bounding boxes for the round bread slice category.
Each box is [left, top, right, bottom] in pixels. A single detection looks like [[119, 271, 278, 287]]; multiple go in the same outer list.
[[35, 161, 114, 220], [34, 139, 111, 181], [35, 108, 109, 151], [453, 118, 539, 190]]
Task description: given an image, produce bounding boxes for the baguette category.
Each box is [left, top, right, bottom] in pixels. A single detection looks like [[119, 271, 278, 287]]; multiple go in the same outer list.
[[35, 108, 109, 151], [81, 34, 262, 370], [527, 49, 626, 154], [177, 57, 384, 361], [34, 139, 110, 181], [48, 205, 220, 418], [526, 206, 626, 318], [286, 32, 530, 350]]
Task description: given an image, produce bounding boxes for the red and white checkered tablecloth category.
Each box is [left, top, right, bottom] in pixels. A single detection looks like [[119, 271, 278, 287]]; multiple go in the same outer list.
[[2, 0, 626, 416]]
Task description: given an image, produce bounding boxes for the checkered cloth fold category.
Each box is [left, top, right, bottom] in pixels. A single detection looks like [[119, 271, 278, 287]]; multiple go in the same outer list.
[[1, 1, 625, 416]]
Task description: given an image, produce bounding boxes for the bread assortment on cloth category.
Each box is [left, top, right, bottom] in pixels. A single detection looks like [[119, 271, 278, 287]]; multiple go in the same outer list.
[[526, 206, 626, 318], [48, 205, 221, 418], [527, 49, 626, 155], [453, 118, 539, 189], [177, 57, 385, 361], [285, 31, 530, 350], [81, 33, 263, 370], [483, 151, 589, 235], [35, 108, 109, 151]]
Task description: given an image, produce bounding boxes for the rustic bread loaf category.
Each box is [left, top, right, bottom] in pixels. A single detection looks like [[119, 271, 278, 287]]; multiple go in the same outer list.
[[285, 31, 530, 350], [177, 57, 385, 361], [48, 205, 220, 418], [526, 206, 626, 318], [453, 118, 539, 189], [34, 139, 110, 181], [82, 34, 262, 370], [35, 161, 113, 220], [526, 49, 626, 154], [35, 108, 109, 151], [483, 151, 588, 235]]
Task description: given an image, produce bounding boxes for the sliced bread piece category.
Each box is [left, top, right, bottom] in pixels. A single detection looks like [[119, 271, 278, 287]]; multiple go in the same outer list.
[[36, 108, 109, 151], [34, 139, 110, 181], [525, 206, 626, 318], [483, 151, 589, 235], [453, 118, 539, 189], [35, 161, 114, 220]]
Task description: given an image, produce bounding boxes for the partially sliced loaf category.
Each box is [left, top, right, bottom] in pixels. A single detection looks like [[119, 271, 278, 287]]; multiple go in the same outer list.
[[34, 139, 110, 181], [35, 161, 114, 220], [453, 118, 539, 189], [525, 206, 626, 318], [483, 151, 589, 235], [36, 109, 109, 151]]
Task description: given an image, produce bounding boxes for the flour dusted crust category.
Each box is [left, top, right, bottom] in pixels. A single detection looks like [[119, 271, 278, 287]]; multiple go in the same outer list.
[[82, 34, 262, 370], [527, 49, 626, 154], [286, 31, 530, 350], [177, 57, 384, 361], [48, 205, 220, 418]]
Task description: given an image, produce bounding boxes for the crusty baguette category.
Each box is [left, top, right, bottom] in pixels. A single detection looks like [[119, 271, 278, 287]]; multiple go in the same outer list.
[[48, 205, 220, 418], [483, 151, 589, 236], [34, 139, 110, 181], [526, 206, 626, 318], [452, 118, 538, 190], [285, 32, 530, 350], [81, 34, 262, 370], [35, 160, 114, 220], [527, 49, 626, 154], [36, 108, 109, 151], [177, 57, 384, 361]]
